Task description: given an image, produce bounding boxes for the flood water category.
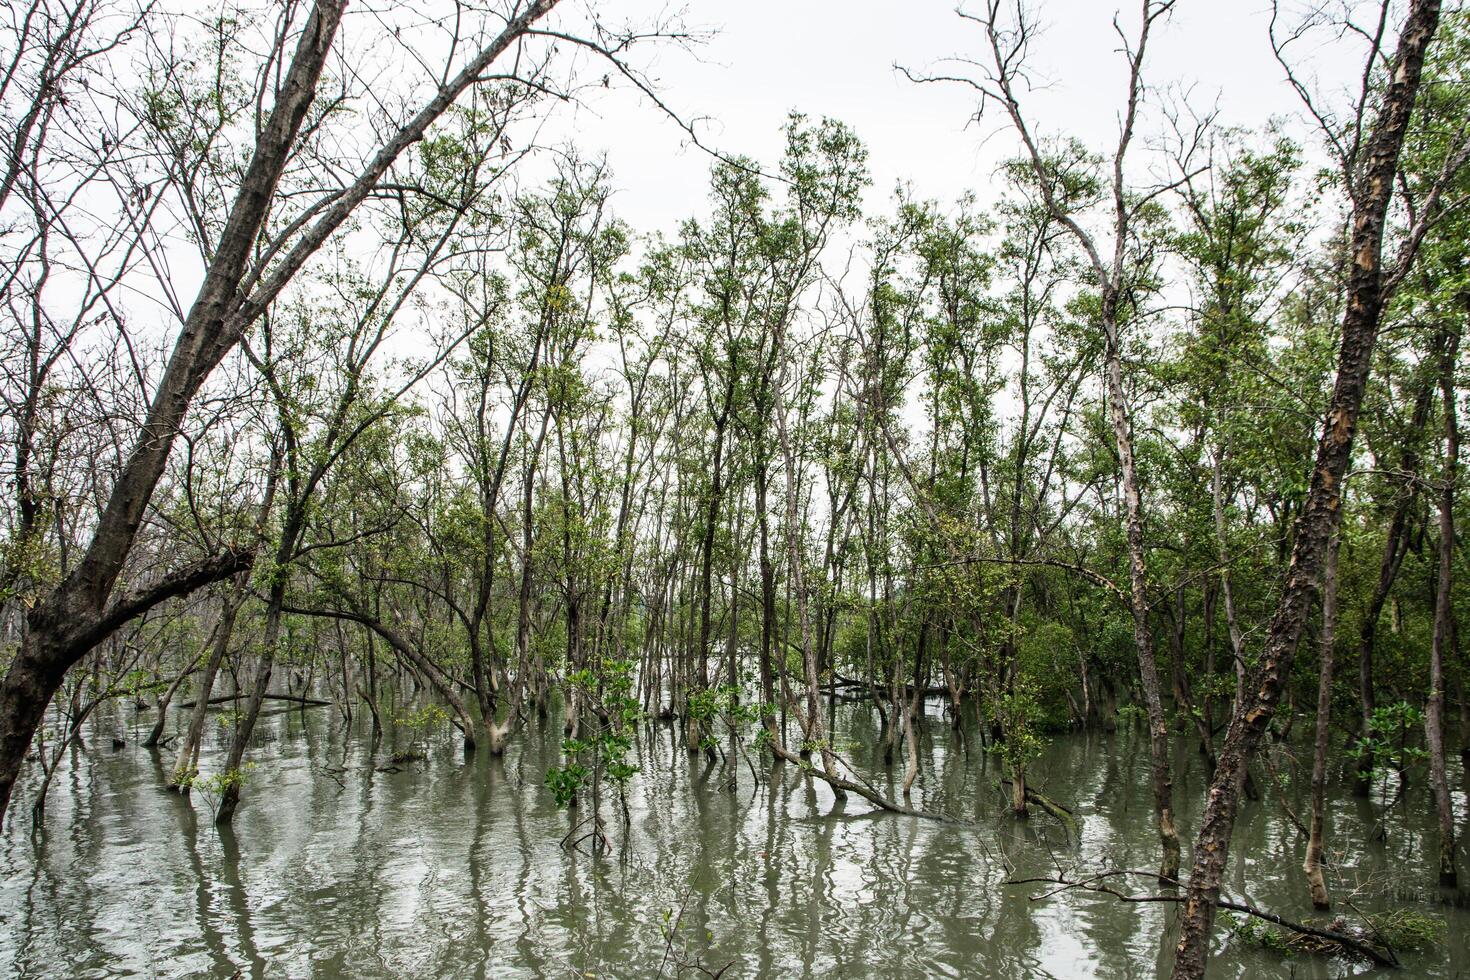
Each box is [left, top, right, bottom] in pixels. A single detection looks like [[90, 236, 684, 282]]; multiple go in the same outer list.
[[0, 697, 1465, 978]]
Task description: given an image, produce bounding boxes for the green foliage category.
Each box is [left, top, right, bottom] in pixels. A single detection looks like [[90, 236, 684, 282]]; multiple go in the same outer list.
[[545, 657, 643, 810], [119, 668, 167, 700], [1219, 911, 1296, 957], [184, 764, 257, 820], [688, 683, 772, 751], [1365, 908, 1442, 952], [1116, 704, 1148, 729], [396, 702, 450, 751], [991, 683, 1045, 775], [1353, 701, 1428, 775], [0, 511, 60, 605], [1221, 906, 1441, 963], [192, 765, 252, 797], [545, 751, 591, 809]]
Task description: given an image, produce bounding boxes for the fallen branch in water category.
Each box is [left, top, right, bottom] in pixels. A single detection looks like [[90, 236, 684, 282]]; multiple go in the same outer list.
[[999, 779, 1078, 833], [1006, 868, 1400, 968], [176, 693, 330, 709], [768, 740, 970, 824]]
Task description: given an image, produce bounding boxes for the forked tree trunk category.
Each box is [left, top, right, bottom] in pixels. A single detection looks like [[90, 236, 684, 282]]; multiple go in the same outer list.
[[0, 1, 344, 826]]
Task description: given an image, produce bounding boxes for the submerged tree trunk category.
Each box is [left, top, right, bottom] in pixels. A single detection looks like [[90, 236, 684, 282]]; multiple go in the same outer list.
[[1304, 530, 1339, 910], [214, 577, 290, 824], [1426, 317, 1460, 888], [1101, 286, 1180, 883], [902, 620, 926, 799], [1354, 371, 1435, 794], [1170, 587, 1216, 774], [690, 386, 732, 752], [146, 614, 224, 751], [170, 582, 248, 790], [756, 456, 779, 739], [979, 0, 1181, 882], [774, 369, 844, 797]]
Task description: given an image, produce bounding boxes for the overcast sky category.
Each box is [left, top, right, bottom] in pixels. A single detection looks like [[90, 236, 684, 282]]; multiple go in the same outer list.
[[548, 0, 1362, 233]]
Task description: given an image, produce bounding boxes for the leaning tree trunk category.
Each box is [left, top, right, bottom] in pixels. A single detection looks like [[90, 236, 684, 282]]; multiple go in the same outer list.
[[1172, 3, 1443, 975], [0, 1, 344, 826], [0, 0, 566, 828]]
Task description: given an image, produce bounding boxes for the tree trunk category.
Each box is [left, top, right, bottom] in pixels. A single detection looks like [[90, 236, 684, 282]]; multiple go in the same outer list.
[[144, 641, 209, 750], [0, 1, 343, 826], [1354, 370, 1435, 793], [1172, 3, 1442, 973], [756, 457, 779, 739], [690, 398, 731, 752], [170, 582, 248, 790], [1426, 317, 1460, 888], [214, 577, 289, 824], [1304, 530, 1339, 910], [902, 619, 926, 799], [1101, 285, 1180, 883]]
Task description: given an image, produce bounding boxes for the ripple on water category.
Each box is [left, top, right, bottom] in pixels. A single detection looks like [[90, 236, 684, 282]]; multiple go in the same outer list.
[[2, 706, 1467, 978]]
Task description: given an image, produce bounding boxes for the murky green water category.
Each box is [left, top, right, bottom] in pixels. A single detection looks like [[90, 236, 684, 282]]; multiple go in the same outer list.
[[0, 699, 1464, 978]]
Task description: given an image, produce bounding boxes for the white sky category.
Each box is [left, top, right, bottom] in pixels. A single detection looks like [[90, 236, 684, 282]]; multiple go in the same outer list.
[[554, 0, 1357, 235]]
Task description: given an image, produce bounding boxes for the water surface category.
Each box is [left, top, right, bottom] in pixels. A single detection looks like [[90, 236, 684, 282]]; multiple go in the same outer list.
[[0, 700, 1463, 978]]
